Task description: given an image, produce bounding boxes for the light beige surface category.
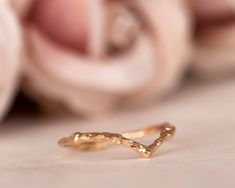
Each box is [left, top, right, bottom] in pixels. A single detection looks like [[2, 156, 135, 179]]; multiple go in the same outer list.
[[0, 78, 235, 187]]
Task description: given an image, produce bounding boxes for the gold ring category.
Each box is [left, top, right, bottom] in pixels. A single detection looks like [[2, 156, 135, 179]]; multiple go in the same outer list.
[[58, 122, 175, 159]]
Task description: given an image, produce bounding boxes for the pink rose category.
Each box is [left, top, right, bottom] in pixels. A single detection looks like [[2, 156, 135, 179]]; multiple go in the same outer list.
[[0, 1, 21, 120], [188, 0, 235, 78], [10, 0, 191, 115]]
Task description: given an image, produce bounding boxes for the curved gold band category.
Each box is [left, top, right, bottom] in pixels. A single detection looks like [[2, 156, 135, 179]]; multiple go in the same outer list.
[[58, 122, 175, 159]]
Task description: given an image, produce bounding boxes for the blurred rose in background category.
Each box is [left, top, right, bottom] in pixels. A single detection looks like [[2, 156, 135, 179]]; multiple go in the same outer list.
[[0, 0, 234, 120], [0, 1, 21, 121], [189, 0, 235, 77]]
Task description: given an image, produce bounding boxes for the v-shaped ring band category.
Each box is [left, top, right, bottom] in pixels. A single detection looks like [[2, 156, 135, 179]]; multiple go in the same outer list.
[[58, 122, 176, 159]]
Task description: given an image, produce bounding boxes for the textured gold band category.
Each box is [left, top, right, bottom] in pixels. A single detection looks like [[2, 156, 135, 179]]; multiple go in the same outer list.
[[58, 122, 175, 159]]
